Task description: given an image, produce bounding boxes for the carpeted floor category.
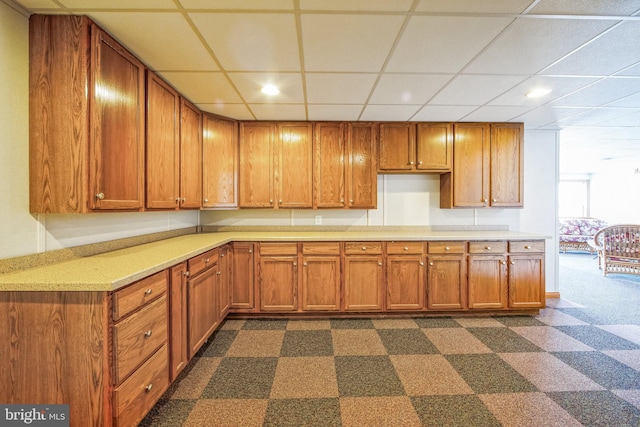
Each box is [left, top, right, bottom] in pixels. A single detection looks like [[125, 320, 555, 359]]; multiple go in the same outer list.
[[140, 253, 640, 426]]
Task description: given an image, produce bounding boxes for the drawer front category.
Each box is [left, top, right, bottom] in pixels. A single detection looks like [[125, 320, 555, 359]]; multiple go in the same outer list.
[[260, 243, 298, 256], [509, 240, 545, 253], [113, 270, 168, 321], [386, 241, 424, 255], [114, 345, 169, 427], [468, 241, 507, 254], [428, 241, 465, 254], [188, 248, 219, 277], [113, 295, 168, 384], [302, 242, 341, 255], [345, 242, 383, 255]]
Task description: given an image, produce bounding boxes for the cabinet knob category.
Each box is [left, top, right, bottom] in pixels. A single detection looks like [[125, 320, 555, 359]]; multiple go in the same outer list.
[[145, 384, 153, 392], [419, 261, 424, 266], [378, 262, 382, 266], [340, 199, 345, 203], [182, 197, 186, 203], [279, 199, 283, 204], [350, 199, 354, 204], [483, 198, 488, 203], [510, 261, 515, 265], [408, 161, 414, 165], [403, 246, 409, 251], [485, 246, 491, 250], [217, 271, 221, 275], [221, 253, 225, 257], [144, 288, 153, 295], [500, 261, 507, 265], [492, 199, 497, 203], [269, 199, 273, 204], [418, 161, 423, 165], [445, 247, 450, 251], [293, 262, 297, 267], [249, 249, 253, 254], [204, 198, 209, 203], [95, 192, 105, 200], [204, 258, 210, 263], [183, 271, 189, 277], [362, 246, 367, 251], [175, 197, 180, 203], [144, 330, 152, 338], [429, 262, 434, 266], [303, 262, 307, 266], [524, 245, 531, 249]]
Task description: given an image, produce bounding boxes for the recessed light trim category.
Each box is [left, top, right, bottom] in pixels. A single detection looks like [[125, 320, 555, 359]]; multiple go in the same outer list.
[[526, 88, 551, 98], [261, 84, 280, 96]]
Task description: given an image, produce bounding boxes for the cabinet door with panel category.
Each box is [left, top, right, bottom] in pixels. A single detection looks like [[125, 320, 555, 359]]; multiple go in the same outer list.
[[258, 243, 298, 311], [178, 98, 202, 209], [508, 240, 545, 308], [202, 114, 238, 208], [314, 122, 346, 208], [347, 123, 378, 209], [467, 255, 507, 310], [231, 242, 255, 311], [301, 243, 341, 311], [218, 244, 232, 320], [344, 255, 384, 311], [146, 71, 179, 209], [277, 122, 313, 208], [490, 123, 524, 207], [239, 122, 275, 208], [416, 122, 452, 171], [426, 241, 466, 310], [187, 251, 219, 358], [386, 242, 425, 311], [169, 262, 188, 381], [378, 123, 415, 172]]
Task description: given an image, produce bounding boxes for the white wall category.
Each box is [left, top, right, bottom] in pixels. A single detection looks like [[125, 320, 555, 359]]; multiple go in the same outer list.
[[0, 2, 198, 260], [590, 158, 640, 224]]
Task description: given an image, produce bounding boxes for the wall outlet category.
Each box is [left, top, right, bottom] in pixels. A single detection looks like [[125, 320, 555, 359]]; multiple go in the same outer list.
[[315, 215, 322, 225]]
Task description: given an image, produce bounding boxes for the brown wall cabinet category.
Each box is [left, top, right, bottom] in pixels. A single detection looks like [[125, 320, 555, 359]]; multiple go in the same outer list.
[[347, 123, 378, 209], [178, 98, 203, 209], [203, 114, 238, 208], [378, 122, 452, 173]]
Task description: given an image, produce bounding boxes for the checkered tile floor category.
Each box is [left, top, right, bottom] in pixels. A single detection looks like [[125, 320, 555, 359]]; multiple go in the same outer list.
[[141, 302, 640, 427]]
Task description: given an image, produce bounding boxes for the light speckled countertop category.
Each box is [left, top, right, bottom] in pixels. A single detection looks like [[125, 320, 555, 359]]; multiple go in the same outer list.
[[0, 229, 549, 292]]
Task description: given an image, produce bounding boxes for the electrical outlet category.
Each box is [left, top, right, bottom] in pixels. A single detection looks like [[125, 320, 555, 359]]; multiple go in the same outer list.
[[315, 215, 322, 225]]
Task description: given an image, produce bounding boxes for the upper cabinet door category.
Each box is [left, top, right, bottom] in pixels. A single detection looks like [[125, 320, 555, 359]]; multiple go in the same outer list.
[[146, 71, 180, 210], [179, 98, 202, 209], [416, 123, 452, 172], [202, 114, 238, 209], [348, 123, 378, 209], [277, 123, 313, 208], [490, 123, 524, 207], [90, 25, 146, 211], [239, 122, 275, 208], [314, 122, 346, 209], [378, 123, 415, 172]]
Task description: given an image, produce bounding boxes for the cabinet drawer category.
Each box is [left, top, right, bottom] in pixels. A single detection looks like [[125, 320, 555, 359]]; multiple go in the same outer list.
[[260, 243, 298, 256], [345, 242, 383, 255], [386, 242, 424, 255], [113, 270, 168, 321], [113, 295, 168, 384], [113, 345, 169, 427], [302, 242, 341, 255], [188, 249, 219, 277], [468, 241, 507, 254], [428, 241, 465, 254], [509, 240, 545, 253]]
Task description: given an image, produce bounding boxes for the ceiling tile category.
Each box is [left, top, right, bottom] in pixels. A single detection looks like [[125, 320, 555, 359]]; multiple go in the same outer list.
[[305, 73, 377, 104], [597, 110, 640, 127], [488, 76, 599, 106], [180, 0, 293, 10], [59, 0, 176, 8], [360, 105, 421, 121], [307, 105, 364, 121], [616, 62, 640, 76], [197, 103, 254, 120], [551, 77, 640, 107], [543, 22, 640, 76], [300, 0, 413, 11], [301, 14, 405, 72], [415, 0, 534, 13], [386, 16, 512, 73], [370, 74, 453, 104], [249, 104, 307, 120], [556, 107, 638, 126], [190, 12, 300, 71], [228, 72, 304, 103], [89, 12, 218, 71], [513, 106, 590, 128], [461, 105, 533, 122], [605, 90, 640, 107], [465, 18, 616, 75], [528, 0, 640, 16], [429, 75, 528, 105], [411, 105, 478, 122], [157, 72, 242, 104]]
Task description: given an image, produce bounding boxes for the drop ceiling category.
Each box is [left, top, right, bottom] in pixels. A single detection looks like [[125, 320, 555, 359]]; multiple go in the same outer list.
[[11, 0, 640, 173]]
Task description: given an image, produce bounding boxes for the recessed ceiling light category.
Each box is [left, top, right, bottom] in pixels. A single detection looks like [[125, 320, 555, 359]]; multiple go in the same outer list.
[[261, 84, 280, 96], [526, 88, 551, 98]]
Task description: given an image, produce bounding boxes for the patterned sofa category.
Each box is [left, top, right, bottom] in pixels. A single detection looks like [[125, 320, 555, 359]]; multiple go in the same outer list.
[[592, 225, 640, 276], [559, 217, 608, 253]]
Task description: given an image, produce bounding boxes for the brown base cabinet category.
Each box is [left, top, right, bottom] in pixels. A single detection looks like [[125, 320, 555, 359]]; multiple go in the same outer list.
[[385, 242, 426, 310], [467, 255, 508, 309], [187, 249, 220, 358], [258, 243, 299, 311], [231, 242, 255, 311], [427, 255, 466, 310], [169, 263, 189, 381], [343, 255, 384, 311], [301, 243, 342, 311]]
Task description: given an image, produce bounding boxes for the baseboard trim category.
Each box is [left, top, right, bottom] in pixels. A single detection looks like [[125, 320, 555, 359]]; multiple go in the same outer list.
[[546, 292, 561, 299]]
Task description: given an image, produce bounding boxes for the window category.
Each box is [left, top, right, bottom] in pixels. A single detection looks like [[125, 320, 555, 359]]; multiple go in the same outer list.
[[559, 180, 590, 217]]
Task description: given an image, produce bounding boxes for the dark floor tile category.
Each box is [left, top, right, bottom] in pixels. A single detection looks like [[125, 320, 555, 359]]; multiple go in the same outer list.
[[201, 357, 278, 399], [198, 329, 238, 357], [263, 398, 341, 427], [330, 318, 375, 329], [411, 395, 501, 427], [335, 356, 404, 397], [445, 353, 538, 394], [377, 328, 439, 355], [493, 315, 547, 327], [467, 327, 544, 353], [554, 325, 640, 350], [242, 319, 288, 330], [280, 330, 334, 357], [138, 399, 196, 427], [547, 391, 640, 427], [413, 317, 462, 328], [551, 351, 640, 389]]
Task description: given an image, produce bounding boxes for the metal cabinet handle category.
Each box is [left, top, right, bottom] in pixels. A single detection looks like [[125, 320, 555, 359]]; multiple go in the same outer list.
[[510, 261, 515, 265], [249, 249, 253, 254], [403, 246, 409, 251], [429, 262, 434, 266], [279, 199, 283, 204], [362, 246, 367, 251], [445, 247, 450, 251], [408, 161, 414, 165], [485, 246, 491, 250], [378, 262, 382, 266], [293, 262, 297, 267], [145, 384, 153, 392], [500, 261, 507, 265], [269, 199, 273, 204], [524, 245, 531, 249], [340, 199, 345, 203], [483, 198, 488, 203], [203, 198, 209, 203], [419, 261, 424, 266], [144, 330, 152, 338], [144, 288, 152, 295], [417, 161, 423, 165], [96, 192, 105, 200], [175, 197, 180, 203], [492, 199, 497, 203], [303, 262, 307, 266]]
